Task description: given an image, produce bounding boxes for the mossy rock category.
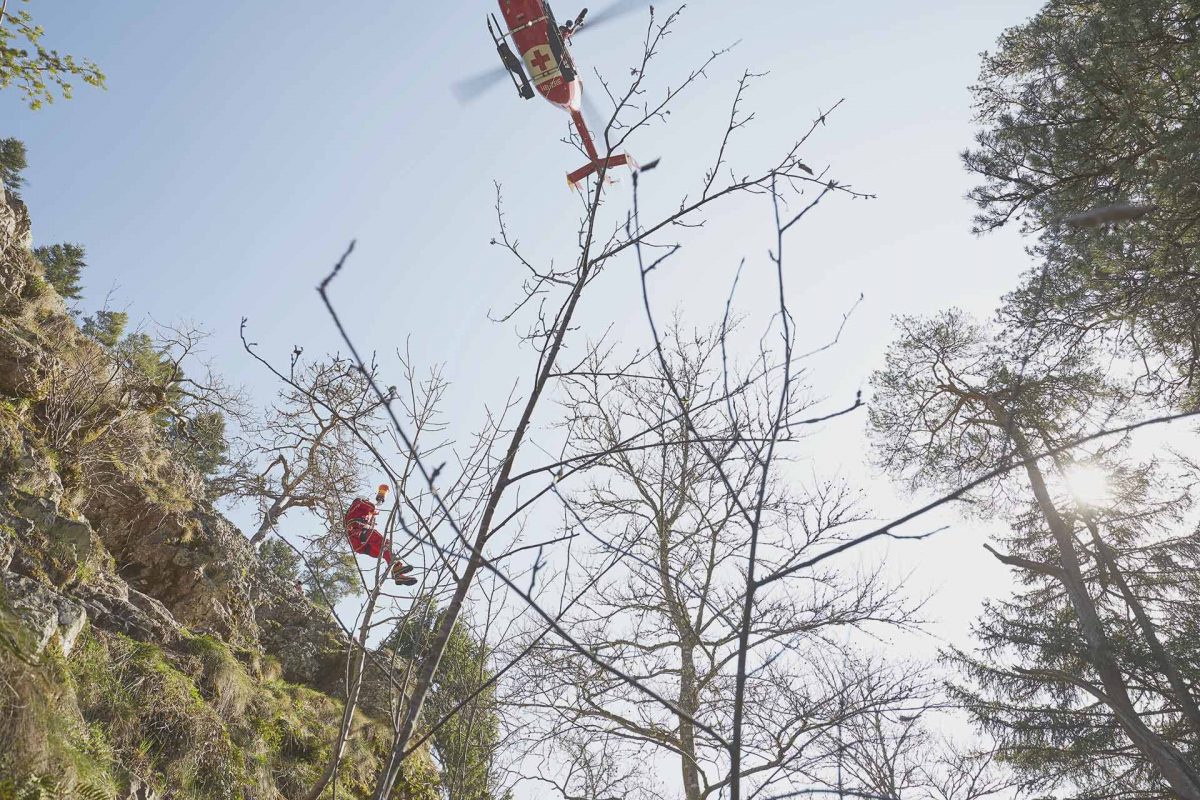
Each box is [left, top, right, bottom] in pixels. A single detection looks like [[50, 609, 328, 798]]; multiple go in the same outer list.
[[3, 584, 440, 799], [0, 597, 120, 798], [0, 401, 28, 475], [0, 324, 53, 400], [70, 631, 249, 798], [0, 441, 60, 502], [61, 629, 439, 799], [19, 273, 47, 303], [5, 494, 100, 588]]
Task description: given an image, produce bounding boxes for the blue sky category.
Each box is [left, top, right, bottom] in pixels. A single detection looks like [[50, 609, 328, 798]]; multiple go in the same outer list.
[[4, 0, 1048, 659]]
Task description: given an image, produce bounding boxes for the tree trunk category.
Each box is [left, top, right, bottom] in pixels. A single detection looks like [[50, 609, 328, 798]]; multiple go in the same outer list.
[[249, 497, 285, 546], [997, 411, 1200, 799], [370, 250, 596, 800], [657, 509, 703, 800], [678, 644, 703, 800], [649, 457, 705, 800], [304, 582, 384, 800], [1085, 520, 1200, 741]]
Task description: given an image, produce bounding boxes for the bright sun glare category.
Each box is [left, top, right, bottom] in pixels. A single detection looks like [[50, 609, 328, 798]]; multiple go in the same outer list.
[[1063, 464, 1113, 507]]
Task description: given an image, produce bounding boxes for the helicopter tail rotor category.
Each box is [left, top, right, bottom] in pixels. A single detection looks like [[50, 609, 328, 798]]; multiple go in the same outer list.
[[566, 108, 635, 190], [567, 153, 636, 190]]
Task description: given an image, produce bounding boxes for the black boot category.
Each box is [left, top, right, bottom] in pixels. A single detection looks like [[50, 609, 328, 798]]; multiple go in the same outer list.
[[391, 562, 417, 585]]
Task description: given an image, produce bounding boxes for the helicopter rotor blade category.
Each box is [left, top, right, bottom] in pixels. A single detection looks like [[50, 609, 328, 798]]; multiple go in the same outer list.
[[452, 66, 512, 104], [581, 0, 654, 33]]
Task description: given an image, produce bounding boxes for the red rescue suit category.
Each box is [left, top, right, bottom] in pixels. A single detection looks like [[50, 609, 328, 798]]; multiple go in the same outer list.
[[344, 498, 394, 566]]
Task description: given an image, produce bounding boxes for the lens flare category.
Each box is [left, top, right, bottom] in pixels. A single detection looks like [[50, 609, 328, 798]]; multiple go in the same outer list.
[[1063, 464, 1112, 507]]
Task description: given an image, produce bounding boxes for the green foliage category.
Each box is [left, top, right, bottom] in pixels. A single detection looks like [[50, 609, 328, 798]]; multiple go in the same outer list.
[[260, 535, 360, 607], [965, 0, 1200, 406], [252, 679, 439, 800], [33, 243, 86, 301], [869, 310, 1120, 498], [80, 310, 128, 348], [18, 272, 45, 302], [0, 596, 119, 799], [168, 407, 229, 478], [303, 543, 359, 607], [0, 137, 27, 192], [113, 331, 230, 474], [0, 772, 116, 800], [943, 462, 1200, 797], [0, 0, 105, 109], [113, 332, 171, 386], [63, 629, 439, 799], [870, 311, 1200, 795], [386, 601, 504, 800], [260, 536, 302, 584], [184, 635, 255, 721], [79, 320, 232, 478], [69, 632, 246, 798]]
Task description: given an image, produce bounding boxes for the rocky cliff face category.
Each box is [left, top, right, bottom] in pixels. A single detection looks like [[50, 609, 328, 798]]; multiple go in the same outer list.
[[0, 187, 436, 800]]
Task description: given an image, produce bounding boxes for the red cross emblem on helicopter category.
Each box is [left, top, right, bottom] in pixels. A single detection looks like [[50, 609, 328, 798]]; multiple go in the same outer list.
[[530, 49, 553, 73], [523, 45, 559, 82]]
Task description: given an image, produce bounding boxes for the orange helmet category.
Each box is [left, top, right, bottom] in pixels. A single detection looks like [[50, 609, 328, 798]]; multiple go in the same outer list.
[[376, 484, 390, 504]]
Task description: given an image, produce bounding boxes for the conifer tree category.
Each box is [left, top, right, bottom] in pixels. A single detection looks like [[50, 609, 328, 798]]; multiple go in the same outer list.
[[0, 137, 26, 192], [965, 0, 1200, 406], [387, 602, 505, 800], [871, 311, 1200, 798], [34, 242, 87, 301]]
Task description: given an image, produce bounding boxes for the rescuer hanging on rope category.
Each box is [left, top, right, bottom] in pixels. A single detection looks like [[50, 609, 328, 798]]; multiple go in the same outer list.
[[344, 484, 417, 586], [559, 7, 587, 41]]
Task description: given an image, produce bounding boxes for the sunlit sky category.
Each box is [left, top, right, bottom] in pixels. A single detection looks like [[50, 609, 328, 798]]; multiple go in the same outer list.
[[5, 0, 1059, 688]]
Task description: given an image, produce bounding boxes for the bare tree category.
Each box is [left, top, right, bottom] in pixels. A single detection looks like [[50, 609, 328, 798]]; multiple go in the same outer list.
[[923, 743, 1010, 800], [297, 10, 877, 799], [283, 8, 1176, 800], [225, 354, 392, 546], [238, 330, 467, 799], [295, 4, 1200, 791], [507, 326, 922, 800], [836, 701, 1011, 800]]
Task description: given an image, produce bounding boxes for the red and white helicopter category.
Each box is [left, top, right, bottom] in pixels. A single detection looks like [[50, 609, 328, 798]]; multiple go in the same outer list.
[[455, 1, 648, 188]]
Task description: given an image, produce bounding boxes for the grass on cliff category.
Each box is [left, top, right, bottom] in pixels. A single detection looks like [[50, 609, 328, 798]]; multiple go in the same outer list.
[[66, 629, 439, 800], [2, 590, 439, 800], [0, 597, 119, 800]]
